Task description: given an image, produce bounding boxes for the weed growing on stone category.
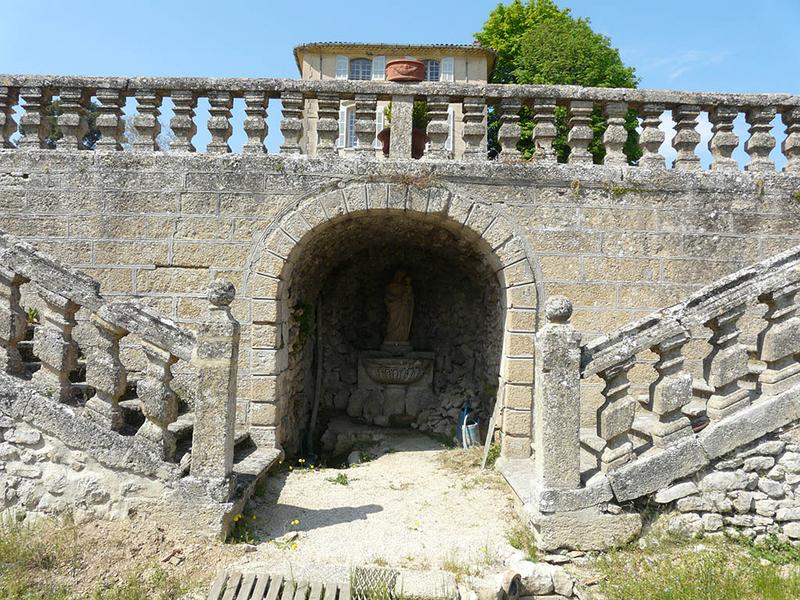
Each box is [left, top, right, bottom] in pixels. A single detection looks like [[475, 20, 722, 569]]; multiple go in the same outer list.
[[740, 533, 800, 565], [505, 520, 538, 562], [441, 553, 481, 583], [228, 512, 259, 545], [327, 472, 350, 486], [485, 442, 500, 467], [793, 190, 800, 203]]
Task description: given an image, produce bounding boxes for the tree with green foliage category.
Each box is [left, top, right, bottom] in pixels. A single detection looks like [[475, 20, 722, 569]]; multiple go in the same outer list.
[[44, 100, 101, 149], [475, 0, 641, 163]]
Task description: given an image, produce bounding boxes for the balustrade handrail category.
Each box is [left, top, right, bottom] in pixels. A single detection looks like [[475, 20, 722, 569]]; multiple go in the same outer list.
[[0, 231, 195, 361], [581, 244, 800, 378], [1, 74, 799, 108]]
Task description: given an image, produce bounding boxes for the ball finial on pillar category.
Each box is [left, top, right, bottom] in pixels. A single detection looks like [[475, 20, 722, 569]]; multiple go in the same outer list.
[[545, 295, 573, 324]]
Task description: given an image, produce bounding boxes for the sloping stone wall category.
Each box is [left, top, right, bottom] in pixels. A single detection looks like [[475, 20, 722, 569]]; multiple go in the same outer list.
[[0, 150, 798, 450]]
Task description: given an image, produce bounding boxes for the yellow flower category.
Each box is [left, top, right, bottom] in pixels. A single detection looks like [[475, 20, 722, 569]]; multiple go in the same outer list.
[[233, 514, 240, 522], [289, 466, 293, 471], [298, 458, 305, 464], [291, 519, 300, 525], [291, 543, 298, 550], [251, 515, 257, 521], [310, 465, 315, 470]]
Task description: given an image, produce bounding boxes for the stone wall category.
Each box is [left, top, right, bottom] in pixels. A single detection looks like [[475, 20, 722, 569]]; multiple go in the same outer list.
[[0, 150, 798, 451], [657, 424, 800, 543]]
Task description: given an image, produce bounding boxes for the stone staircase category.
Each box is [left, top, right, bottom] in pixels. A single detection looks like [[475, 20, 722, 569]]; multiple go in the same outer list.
[[0, 229, 279, 538]]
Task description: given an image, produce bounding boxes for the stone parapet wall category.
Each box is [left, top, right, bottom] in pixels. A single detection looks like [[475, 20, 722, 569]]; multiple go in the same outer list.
[[658, 425, 800, 543]]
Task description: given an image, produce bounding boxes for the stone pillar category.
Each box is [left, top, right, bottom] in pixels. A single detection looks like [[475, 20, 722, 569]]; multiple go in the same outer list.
[[316, 93, 340, 157], [280, 91, 304, 155], [597, 358, 636, 471], [242, 91, 268, 155], [648, 330, 693, 448], [84, 314, 127, 430], [757, 282, 800, 395], [0, 268, 27, 376], [672, 104, 702, 170], [207, 91, 233, 154], [462, 96, 487, 161], [532, 98, 557, 163], [132, 89, 161, 152], [704, 303, 751, 420], [94, 87, 124, 151], [170, 90, 198, 152], [709, 105, 739, 171], [18, 86, 51, 149], [388, 95, 414, 159], [602, 101, 628, 166], [782, 107, 800, 174], [32, 287, 79, 402], [190, 280, 240, 481], [425, 95, 451, 160], [497, 97, 522, 162], [533, 296, 581, 489], [639, 103, 666, 169], [567, 100, 593, 165], [56, 87, 89, 150], [0, 86, 19, 148], [745, 106, 777, 172], [136, 341, 179, 460], [354, 94, 377, 157]]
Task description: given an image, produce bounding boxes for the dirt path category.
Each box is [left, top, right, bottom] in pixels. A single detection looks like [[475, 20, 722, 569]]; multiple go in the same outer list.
[[230, 432, 521, 580]]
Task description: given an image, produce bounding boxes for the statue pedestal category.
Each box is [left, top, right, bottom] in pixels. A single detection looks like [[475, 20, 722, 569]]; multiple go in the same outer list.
[[350, 349, 435, 426]]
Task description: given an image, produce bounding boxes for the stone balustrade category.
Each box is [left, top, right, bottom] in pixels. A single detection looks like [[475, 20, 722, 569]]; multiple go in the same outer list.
[[532, 244, 800, 513], [0, 230, 239, 483], [0, 75, 798, 171]]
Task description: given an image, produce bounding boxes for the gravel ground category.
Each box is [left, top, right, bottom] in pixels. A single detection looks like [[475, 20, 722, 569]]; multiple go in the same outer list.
[[229, 430, 520, 581]]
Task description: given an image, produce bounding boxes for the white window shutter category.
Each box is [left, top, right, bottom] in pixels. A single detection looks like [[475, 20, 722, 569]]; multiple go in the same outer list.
[[337, 106, 347, 147], [441, 57, 455, 82], [445, 106, 454, 152], [372, 55, 385, 80], [374, 107, 384, 148], [335, 55, 349, 80]]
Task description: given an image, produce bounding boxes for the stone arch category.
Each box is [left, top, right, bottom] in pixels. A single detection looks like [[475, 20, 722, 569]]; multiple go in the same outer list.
[[242, 181, 542, 459]]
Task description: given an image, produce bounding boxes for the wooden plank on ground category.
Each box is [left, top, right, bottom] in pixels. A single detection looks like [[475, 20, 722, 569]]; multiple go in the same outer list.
[[221, 572, 242, 600], [308, 582, 323, 600], [207, 572, 229, 600], [280, 580, 296, 600], [236, 573, 257, 600], [265, 574, 284, 600], [293, 581, 309, 600], [339, 580, 351, 600], [322, 581, 338, 600], [251, 574, 270, 600]]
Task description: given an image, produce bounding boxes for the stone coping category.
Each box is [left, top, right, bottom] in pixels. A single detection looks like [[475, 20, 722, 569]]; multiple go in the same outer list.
[[2, 75, 799, 107]]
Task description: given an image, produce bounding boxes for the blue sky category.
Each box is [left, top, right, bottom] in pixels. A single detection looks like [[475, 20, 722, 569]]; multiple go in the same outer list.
[[1, 0, 797, 161]]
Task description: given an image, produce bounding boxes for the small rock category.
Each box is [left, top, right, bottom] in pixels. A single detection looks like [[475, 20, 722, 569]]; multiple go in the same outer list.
[[783, 523, 800, 539], [543, 554, 570, 565], [700, 470, 748, 492], [7, 464, 41, 479], [347, 451, 362, 466], [776, 507, 800, 522], [274, 531, 299, 544], [744, 456, 775, 472], [757, 478, 785, 499], [242, 544, 257, 553], [551, 566, 574, 597], [512, 561, 555, 595], [654, 481, 698, 504], [702, 513, 724, 532], [779, 452, 800, 474], [4, 428, 41, 446]]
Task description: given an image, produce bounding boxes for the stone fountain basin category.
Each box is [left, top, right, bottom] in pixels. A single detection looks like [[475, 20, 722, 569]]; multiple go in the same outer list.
[[363, 358, 428, 386]]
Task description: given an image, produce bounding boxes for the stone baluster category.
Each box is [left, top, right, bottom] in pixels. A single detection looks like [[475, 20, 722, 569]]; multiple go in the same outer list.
[[532, 98, 557, 163], [639, 103, 666, 169], [18, 86, 51, 149], [389, 95, 414, 159], [242, 91, 268, 155], [708, 105, 739, 171], [648, 331, 694, 448], [704, 303, 751, 420], [354, 93, 377, 157], [169, 90, 198, 152], [136, 341, 179, 461], [596, 358, 636, 471], [425, 95, 451, 160], [0, 87, 19, 148], [94, 88, 124, 151], [316, 93, 340, 157], [745, 106, 777, 172], [84, 314, 127, 430], [132, 89, 161, 152], [497, 97, 522, 162], [56, 87, 89, 150], [207, 91, 233, 154], [782, 107, 800, 173], [190, 281, 240, 485], [533, 297, 582, 489], [31, 287, 79, 402], [603, 101, 628, 166], [279, 91, 304, 155], [0, 268, 28, 376], [672, 104, 702, 170], [757, 282, 800, 394], [567, 100, 593, 165], [462, 96, 487, 161]]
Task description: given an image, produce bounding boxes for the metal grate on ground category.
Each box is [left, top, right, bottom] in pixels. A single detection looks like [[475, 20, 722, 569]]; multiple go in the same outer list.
[[207, 572, 350, 600], [350, 567, 401, 600]]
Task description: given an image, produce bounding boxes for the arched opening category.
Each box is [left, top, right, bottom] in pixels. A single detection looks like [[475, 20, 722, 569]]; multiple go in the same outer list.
[[244, 184, 540, 463]]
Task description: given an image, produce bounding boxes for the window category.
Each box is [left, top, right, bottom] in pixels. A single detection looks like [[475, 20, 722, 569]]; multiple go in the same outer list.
[[349, 58, 372, 80], [422, 59, 440, 82], [347, 107, 357, 148]]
